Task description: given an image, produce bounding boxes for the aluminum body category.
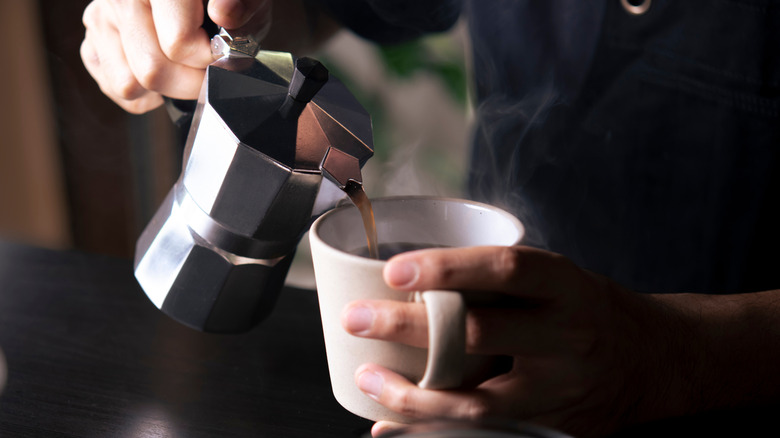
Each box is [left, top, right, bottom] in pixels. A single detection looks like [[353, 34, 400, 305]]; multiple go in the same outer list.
[[135, 48, 373, 333]]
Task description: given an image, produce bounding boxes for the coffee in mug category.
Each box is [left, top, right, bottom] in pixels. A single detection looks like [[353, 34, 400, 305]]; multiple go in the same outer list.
[[349, 242, 450, 260]]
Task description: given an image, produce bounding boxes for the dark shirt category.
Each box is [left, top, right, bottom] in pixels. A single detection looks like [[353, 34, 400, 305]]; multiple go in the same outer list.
[[326, 0, 780, 294]]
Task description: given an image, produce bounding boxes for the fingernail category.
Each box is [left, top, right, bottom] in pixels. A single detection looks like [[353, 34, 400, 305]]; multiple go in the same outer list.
[[357, 370, 383, 398], [384, 260, 419, 288], [344, 306, 374, 334]]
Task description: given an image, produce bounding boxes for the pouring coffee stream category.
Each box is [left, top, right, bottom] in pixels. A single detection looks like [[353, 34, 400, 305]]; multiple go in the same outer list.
[[320, 148, 379, 261], [134, 27, 376, 332], [345, 182, 379, 260]]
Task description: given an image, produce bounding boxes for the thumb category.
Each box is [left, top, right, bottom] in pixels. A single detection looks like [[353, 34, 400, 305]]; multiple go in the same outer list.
[[208, 0, 272, 38]]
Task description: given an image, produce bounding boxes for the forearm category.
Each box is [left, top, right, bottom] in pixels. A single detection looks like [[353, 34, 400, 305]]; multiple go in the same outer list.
[[636, 290, 780, 423], [317, 0, 462, 45], [262, 0, 462, 56], [261, 0, 341, 55]]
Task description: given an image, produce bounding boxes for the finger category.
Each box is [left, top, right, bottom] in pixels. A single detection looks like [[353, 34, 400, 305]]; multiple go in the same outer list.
[[80, 27, 103, 78], [371, 421, 404, 437], [114, 0, 206, 100], [150, 0, 213, 67], [343, 299, 568, 355], [81, 28, 163, 113], [208, 0, 272, 38], [465, 307, 579, 355], [82, 3, 146, 100], [342, 300, 430, 348], [108, 90, 165, 114], [384, 246, 575, 300], [81, 30, 131, 97], [356, 363, 561, 426], [355, 363, 498, 421]]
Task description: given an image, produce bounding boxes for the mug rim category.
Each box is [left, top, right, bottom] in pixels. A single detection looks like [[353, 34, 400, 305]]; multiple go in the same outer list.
[[310, 196, 524, 262]]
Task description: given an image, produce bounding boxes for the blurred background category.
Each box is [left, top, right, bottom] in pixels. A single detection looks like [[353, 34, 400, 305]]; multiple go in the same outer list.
[[0, 1, 470, 286]]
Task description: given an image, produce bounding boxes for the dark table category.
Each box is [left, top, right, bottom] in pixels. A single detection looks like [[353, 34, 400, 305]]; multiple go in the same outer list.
[[0, 241, 372, 437]]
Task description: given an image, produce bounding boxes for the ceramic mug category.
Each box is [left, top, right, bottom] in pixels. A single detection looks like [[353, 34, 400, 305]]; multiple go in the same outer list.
[[309, 197, 524, 422]]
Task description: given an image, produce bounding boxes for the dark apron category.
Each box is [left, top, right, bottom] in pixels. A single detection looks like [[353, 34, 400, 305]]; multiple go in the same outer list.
[[468, 0, 780, 293]]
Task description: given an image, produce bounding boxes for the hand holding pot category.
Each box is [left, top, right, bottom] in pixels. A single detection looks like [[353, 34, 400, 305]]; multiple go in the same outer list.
[[80, 0, 271, 113]]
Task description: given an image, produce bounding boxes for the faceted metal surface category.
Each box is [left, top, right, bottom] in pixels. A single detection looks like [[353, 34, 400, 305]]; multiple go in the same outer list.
[[321, 147, 363, 189], [203, 52, 373, 171], [134, 189, 291, 333], [134, 50, 373, 332]]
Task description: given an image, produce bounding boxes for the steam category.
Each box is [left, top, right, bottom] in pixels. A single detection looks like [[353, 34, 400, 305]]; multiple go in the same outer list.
[[377, 139, 431, 196], [462, 1, 603, 252], [469, 81, 561, 250]]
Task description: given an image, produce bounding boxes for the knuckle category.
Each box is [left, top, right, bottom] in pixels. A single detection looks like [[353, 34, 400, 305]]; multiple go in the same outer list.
[[82, 0, 114, 28], [159, 33, 196, 62], [385, 388, 421, 418], [79, 41, 98, 67], [124, 100, 156, 114], [118, 100, 144, 114], [493, 246, 522, 281], [134, 59, 166, 91], [464, 312, 488, 348], [82, 2, 98, 28], [459, 398, 491, 419], [428, 256, 459, 285], [437, 264, 458, 284], [388, 305, 415, 337], [114, 76, 145, 100], [120, 94, 162, 114]]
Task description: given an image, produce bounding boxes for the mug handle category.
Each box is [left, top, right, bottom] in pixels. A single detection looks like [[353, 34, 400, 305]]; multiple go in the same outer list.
[[416, 290, 466, 389]]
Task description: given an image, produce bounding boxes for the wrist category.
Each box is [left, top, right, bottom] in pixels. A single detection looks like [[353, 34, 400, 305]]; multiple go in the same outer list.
[[613, 292, 708, 428], [622, 290, 780, 427]]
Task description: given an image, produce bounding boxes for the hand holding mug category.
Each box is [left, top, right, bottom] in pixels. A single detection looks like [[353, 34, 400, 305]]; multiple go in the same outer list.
[[346, 245, 697, 438]]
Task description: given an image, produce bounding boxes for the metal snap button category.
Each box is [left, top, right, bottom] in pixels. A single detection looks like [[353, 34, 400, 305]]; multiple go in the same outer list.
[[620, 0, 651, 15]]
